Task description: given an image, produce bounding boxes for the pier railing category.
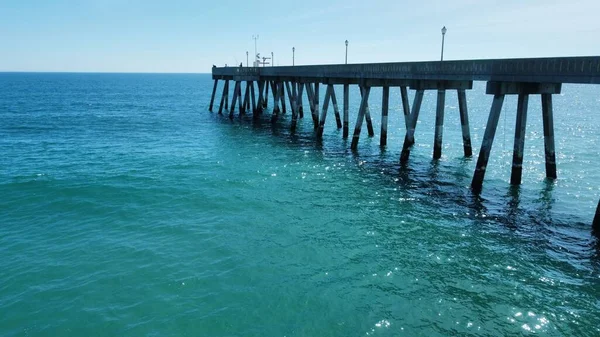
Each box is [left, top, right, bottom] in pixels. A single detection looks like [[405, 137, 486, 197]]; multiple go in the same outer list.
[[213, 57, 600, 84]]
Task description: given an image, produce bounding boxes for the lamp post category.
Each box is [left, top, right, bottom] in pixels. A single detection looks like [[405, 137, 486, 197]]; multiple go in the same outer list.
[[440, 26, 447, 61], [345, 40, 348, 64], [252, 35, 259, 66], [246, 51, 248, 67], [271, 52, 274, 67], [292, 47, 295, 66]]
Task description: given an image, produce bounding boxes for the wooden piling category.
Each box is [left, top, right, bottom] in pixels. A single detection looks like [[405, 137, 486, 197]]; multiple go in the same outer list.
[[471, 94, 505, 192], [400, 90, 425, 163], [209, 79, 218, 112], [351, 86, 371, 150], [541, 93, 557, 179], [317, 85, 332, 138], [400, 86, 411, 130], [510, 93, 529, 185], [361, 87, 375, 137], [380, 85, 390, 147], [343, 83, 349, 138], [330, 85, 342, 129], [457, 89, 473, 157], [218, 80, 228, 114], [433, 89, 446, 159]]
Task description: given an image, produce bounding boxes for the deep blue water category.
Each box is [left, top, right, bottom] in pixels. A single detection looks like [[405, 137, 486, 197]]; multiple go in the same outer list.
[[1, 72, 599, 336]]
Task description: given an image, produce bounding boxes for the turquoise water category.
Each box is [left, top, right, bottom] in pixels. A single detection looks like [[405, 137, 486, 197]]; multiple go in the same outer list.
[[1, 72, 599, 336]]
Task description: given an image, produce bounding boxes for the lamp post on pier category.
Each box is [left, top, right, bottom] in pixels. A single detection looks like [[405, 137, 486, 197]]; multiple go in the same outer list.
[[440, 26, 447, 61], [292, 47, 295, 66], [246, 51, 248, 67], [345, 40, 348, 64], [272, 52, 274, 67]]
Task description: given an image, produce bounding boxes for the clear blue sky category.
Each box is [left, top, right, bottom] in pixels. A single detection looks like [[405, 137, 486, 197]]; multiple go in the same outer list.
[[1, 0, 599, 72]]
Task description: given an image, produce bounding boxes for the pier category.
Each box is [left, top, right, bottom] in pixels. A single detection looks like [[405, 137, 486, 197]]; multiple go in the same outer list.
[[210, 56, 600, 229]]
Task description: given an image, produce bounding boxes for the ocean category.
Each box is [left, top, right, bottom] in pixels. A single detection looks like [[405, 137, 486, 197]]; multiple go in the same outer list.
[[1, 72, 599, 336]]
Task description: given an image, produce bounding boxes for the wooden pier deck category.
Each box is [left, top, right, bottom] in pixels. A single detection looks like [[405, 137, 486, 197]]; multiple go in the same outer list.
[[210, 56, 600, 229]]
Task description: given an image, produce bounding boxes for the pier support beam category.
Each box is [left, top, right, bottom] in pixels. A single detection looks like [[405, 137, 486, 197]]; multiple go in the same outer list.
[[471, 94, 505, 192], [433, 89, 446, 159], [285, 81, 295, 116], [472, 81, 561, 192], [457, 89, 473, 157], [224, 80, 230, 111], [280, 82, 287, 114], [297, 83, 304, 118], [351, 85, 371, 150], [594, 199, 600, 233], [541, 93, 557, 179], [510, 93, 529, 185], [230, 81, 242, 119], [291, 82, 299, 132], [380, 85, 390, 147], [400, 86, 411, 130], [306, 83, 317, 127], [343, 83, 349, 138], [209, 79, 218, 112], [330, 85, 342, 129], [400, 90, 425, 163], [257, 81, 265, 113], [264, 80, 269, 108], [218, 80, 228, 114], [242, 82, 250, 114], [361, 87, 375, 137], [250, 81, 257, 114], [271, 82, 281, 122], [317, 85, 333, 138], [313, 83, 320, 129]]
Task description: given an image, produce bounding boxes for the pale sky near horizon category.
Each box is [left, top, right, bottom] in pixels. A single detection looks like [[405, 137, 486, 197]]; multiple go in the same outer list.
[[1, 0, 599, 73]]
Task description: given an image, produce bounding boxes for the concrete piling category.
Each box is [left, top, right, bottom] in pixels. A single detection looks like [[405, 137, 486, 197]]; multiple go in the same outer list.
[[218, 80, 228, 114], [361, 87, 375, 137], [343, 83, 349, 138], [400, 86, 410, 131], [351, 86, 371, 150], [433, 89, 446, 159], [330, 85, 342, 129], [400, 90, 425, 163], [250, 81, 257, 114], [541, 93, 557, 179], [471, 94, 505, 192], [457, 89, 473, 157], [510, 93, 529, 185], [291, 82, 299, 131], [209, 79, 218, 112], [317, 85, 332, 138], [380, 85, 390, 147]]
